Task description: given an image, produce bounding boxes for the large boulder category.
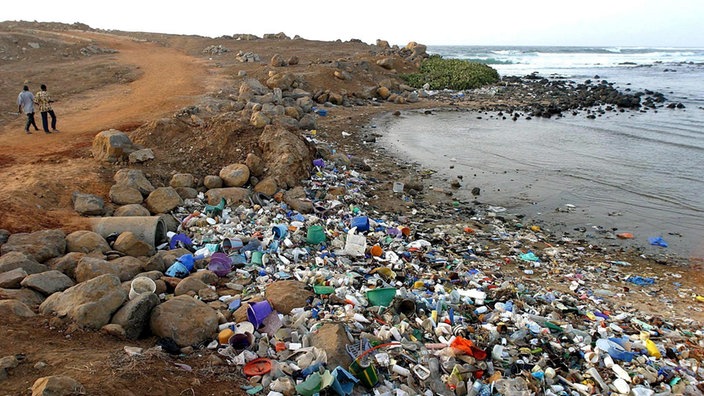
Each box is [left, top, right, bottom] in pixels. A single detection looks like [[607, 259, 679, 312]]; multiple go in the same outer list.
[[65, 230, 110, 254], [169, 173, 195, 188], [47, 252, 84, 279], [113, 204, 151, 217], [0, 267, 27, 288], [0, 251, 49, 274], [239, 78, 269, 101], [309, 323, 353, 369], [145, 187, 183, 214], [109, 184, 144, 205], [113, 232, 153, 257], [0, 288, 46, 308], [71, 192, 105, 216], [20, 270, 75, 295], [405, 41, 428, 59], [149, 295, 218, 347], [39, 274, 127, 329], [219, 164, 250, 187], [245, 153, 265, 178], [174, 277, 209, 296], [110, 256, 145, 280], [0, 299, 36, 318], [265, 72, 295, 90], [259, 125, 314, 189], [254, 177, 278, 196], [74, 257, 122, 283], [75, 256, 143, 283], [91, 129, 135, 162], [1, 229, 66, 263], [31, 375, 85, 396], [265, 280, 313, 314], [113, 169, 155, 195], [203, 175, 223, 189], [110, 292, 160, 340], [128, 148, 154, 164]]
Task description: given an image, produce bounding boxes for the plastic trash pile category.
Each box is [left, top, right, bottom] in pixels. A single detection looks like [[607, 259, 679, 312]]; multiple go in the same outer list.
[[157, 156, 704, 396]]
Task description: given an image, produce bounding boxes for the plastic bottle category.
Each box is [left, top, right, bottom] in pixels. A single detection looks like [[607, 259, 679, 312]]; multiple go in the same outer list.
[[466, 380, 482, 396], [596, 338, 635, 362]]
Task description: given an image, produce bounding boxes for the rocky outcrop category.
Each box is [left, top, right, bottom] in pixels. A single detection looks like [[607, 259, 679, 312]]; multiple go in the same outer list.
[[259, 126, 315, 189]]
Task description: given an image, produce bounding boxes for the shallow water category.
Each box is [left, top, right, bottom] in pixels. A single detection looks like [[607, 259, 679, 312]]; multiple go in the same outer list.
[[378, 108, 704, 260]]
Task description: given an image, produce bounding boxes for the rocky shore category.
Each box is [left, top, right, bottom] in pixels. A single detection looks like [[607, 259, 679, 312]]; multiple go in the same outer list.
[[1, 22, 702, 395]]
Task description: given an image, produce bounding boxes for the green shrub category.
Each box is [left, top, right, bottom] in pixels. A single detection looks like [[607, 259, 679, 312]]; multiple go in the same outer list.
[[401, 55, 500, 90]]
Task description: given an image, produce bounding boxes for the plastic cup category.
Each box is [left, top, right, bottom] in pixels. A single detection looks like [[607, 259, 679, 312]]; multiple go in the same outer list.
[[247, 300, 274, 328], [306, 225, 326, 244], [272, 224, 288, 240], [397, 299, 417, 316], [251, 250, 264, 265], [392, 182, 404, 193], [129, 277, 156, 300], [222, 237, 243, 254], [369, 245, 383, 257], [350, 216, 370, 232], [228, 332, 254, 350]]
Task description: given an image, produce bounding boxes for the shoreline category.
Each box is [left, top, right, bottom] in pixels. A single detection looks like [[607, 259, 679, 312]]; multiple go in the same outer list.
[[369, 107, 703, 265]]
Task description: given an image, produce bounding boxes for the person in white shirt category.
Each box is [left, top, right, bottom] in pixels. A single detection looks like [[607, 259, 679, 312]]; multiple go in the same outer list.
[[17, 85, 40, 134]]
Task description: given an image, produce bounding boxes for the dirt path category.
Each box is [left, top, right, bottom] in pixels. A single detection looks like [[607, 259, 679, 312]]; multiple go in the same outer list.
[[0, 30, 213, 232]]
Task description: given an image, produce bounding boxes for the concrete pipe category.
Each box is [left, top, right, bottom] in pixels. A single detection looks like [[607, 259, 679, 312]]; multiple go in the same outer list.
[[88, 216, 167, 247]]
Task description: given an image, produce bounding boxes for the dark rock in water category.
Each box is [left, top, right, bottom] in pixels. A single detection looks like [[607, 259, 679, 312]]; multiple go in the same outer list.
[[471, 187, 481, 196]]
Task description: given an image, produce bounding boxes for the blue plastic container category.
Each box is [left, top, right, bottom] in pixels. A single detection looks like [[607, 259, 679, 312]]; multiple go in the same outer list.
[[350, 216, 370, 232]]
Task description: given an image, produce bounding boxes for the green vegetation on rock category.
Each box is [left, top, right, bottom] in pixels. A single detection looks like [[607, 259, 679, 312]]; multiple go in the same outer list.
[[401, 55, 500, 90]]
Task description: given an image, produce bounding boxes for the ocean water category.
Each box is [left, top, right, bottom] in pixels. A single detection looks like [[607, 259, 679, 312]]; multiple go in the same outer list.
[[379, 46, 704, 260]]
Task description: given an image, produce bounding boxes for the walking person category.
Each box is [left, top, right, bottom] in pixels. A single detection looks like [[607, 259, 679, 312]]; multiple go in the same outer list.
[[17, 85, 39, 134], [35, 84, 59, 133]]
